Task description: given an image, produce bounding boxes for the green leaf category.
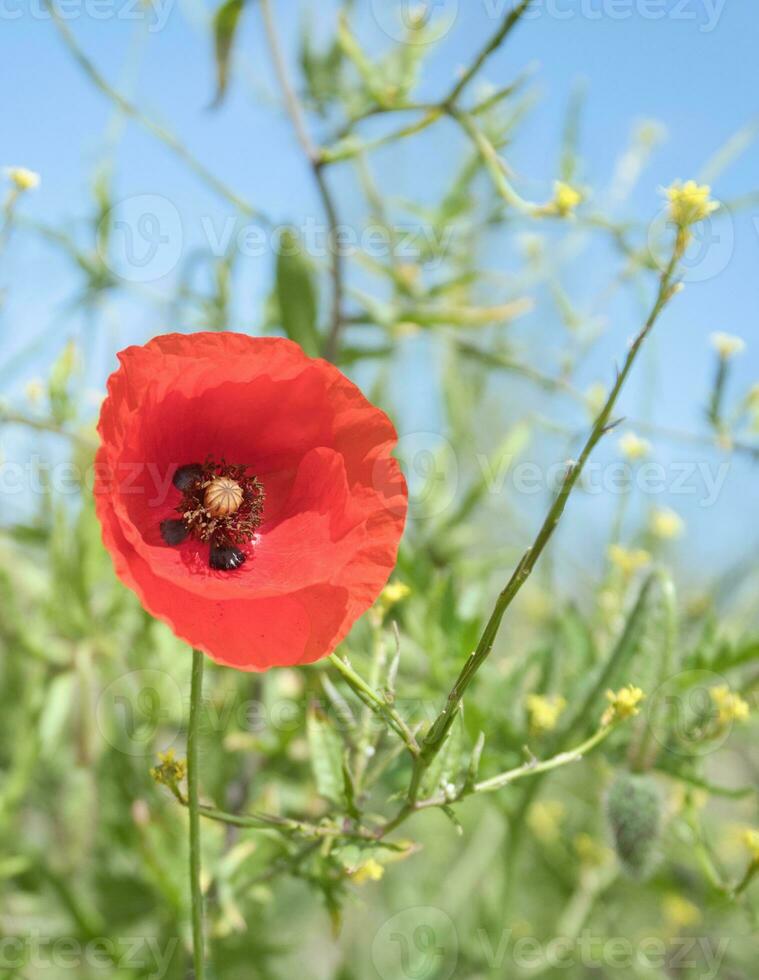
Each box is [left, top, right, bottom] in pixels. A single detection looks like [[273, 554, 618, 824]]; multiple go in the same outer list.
[[211, 0, 246, 108], [276, 228, 321, 355], [306, 704, 345, 804]]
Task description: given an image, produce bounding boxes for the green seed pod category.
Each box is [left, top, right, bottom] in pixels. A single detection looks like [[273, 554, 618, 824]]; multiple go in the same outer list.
[[605, 773, 661, 878]]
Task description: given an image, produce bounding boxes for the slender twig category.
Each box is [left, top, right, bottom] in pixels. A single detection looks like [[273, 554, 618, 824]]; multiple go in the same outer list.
[[193, 803, 406, 850], [44, 0, 262, 221], [259, 0, 346, 362], [443, 0, 531, 107], [188, 650, 206, 980], [378, 721, 618, 839], [328, 653, 420, 757], [403, 234, 686, 806], [0, 411, 96, 450]]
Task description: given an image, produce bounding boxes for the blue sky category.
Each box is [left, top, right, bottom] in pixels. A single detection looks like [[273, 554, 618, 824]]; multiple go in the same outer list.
[[2, 0, 758, 586]]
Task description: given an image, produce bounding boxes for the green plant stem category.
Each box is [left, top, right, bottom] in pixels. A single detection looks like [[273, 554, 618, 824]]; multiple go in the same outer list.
[[328, 653, 420, 757], [259, 0, 345, 363], [0, 411, 96, 450], [448, 108, 539, 214], [443, 0, 531, 106], [379, 721, 618, 838], [405, 236, 685, 806], [44, 0, 261, 221], [188, 649, 205, 980]]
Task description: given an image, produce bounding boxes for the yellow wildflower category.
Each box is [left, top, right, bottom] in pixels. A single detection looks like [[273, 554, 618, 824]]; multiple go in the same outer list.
[[551, 180, 582, 217], [574, 833, 612, 867], [602, 685, 645, 727], [710, 332, 746, 360], [710, 685, 750, 727], [351, 858, 385, 884], [741, 828, 759, 862], [526, 693, 566, 735], [665, 180, 719, 227], [608, 544, 651, 576], [618, 432, 651, 461], [527, 800, 566, 844], [585, 382, 608, 418], [150, 749, 187, 791], [4, 166, 40, 192], [650, 507, 684, 540], [662, 893, 702, 929], [380, 581, 411, 607]]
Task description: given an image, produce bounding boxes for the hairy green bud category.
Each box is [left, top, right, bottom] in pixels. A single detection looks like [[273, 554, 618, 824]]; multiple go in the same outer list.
[[605, 773, 661, 878]]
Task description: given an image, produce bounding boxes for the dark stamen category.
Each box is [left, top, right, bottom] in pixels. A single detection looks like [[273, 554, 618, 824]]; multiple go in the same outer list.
[[160, 518, 189, 546], [172, 463, 204, 491], [209, 541, 246, 571]]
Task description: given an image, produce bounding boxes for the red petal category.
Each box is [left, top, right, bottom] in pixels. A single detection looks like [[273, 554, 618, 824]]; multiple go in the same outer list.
[[95, 333, 407, 670]]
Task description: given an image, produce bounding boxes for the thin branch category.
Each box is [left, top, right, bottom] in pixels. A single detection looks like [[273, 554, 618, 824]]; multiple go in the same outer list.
[[378, 720, 618, 838], [403, 233, 686, 806], [44, 0, 262, 221], [328, 653, 420, 757], [443, 0, 531, 107], [259, 0, 346, 362]]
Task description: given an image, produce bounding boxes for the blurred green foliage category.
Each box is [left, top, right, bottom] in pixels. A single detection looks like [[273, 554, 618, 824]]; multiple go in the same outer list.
[[1, 2, 758, 979]]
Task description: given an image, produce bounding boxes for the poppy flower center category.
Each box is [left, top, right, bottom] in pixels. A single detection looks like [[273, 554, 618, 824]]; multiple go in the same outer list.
[[159, 460, 265, 571]]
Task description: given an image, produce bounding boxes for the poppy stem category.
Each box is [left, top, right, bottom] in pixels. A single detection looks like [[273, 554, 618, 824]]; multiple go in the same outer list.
[[188, 648, 206, 979]]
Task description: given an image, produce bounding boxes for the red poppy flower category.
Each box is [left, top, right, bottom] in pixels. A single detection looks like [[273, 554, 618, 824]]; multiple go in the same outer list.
[[94, 332, 407, 671]]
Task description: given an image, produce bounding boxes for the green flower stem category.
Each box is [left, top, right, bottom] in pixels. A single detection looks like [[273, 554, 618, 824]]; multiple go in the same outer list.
[[443, 0, 531, 106], [404, 237, 685, 808], [259, 0, 345, 363], [44, 0, 262, 222], [471, 725, 614, 795], [193, 804, 407, 850], [328, 653, 420, 757], [379, 722, 619, 839], [188, 649, 205, 980], [449, 108, 540, 214]]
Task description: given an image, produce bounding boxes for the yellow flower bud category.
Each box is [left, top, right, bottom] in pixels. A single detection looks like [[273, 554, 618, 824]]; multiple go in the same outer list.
[[665, 180, 718, 227], [4, 166, 40, 191], [710, 332, 746, 360], [618, 432, 651, 461], [525, 693, 566, 735], [602, 684, 645, 727], [650, 507, 684, 540]]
